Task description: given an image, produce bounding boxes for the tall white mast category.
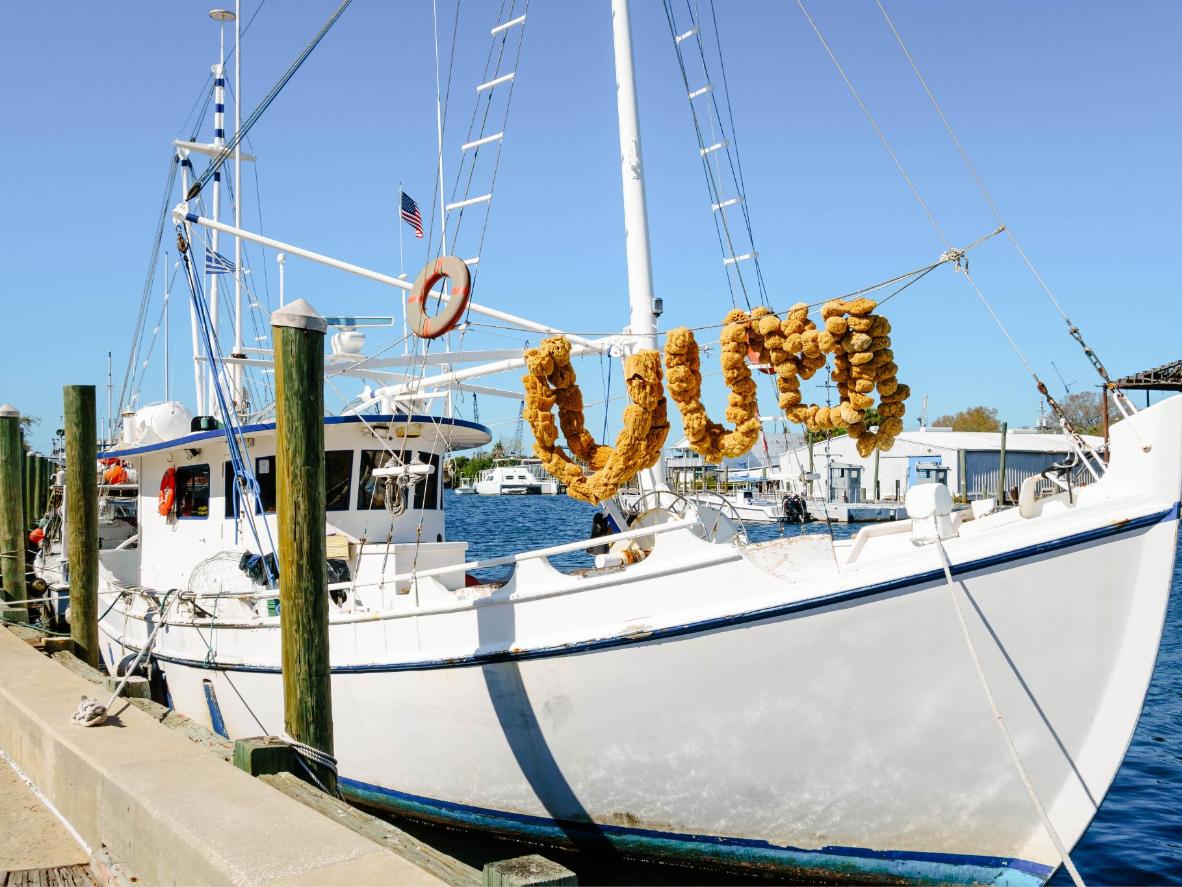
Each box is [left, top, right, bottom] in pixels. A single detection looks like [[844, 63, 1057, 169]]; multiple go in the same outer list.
[[208, 8, 234, 418], [232, 0, 245, 415], [163, 251, 171, 402], [179, 151, 205, 414], [610, 0, 665, 484]]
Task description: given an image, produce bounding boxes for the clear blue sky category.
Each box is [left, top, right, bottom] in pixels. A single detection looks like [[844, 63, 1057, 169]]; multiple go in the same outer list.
[[5, 1, 1179, 453]]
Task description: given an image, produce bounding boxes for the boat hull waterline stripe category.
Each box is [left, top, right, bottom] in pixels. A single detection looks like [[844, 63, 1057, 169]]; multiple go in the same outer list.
[[128, 502, 1180, 675], [339, 776, 1053, 884]]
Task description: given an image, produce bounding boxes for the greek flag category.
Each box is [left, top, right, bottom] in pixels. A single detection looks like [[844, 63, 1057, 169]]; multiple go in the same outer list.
[[205, 250, 236, 275]]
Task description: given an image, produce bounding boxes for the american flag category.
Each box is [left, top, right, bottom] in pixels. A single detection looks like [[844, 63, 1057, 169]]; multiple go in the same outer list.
[[400, 190, 424, 239], [205, 249, 236, 275]]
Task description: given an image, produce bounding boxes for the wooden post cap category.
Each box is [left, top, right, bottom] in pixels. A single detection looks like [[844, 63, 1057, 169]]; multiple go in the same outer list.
[[483, 855, 578, 887], [271, 299, 327, 333], [0, 404, 18, 418]]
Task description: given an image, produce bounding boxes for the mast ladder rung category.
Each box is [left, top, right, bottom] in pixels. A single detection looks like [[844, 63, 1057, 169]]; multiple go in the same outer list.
[[688, 84, 713, 99], [491, 15, 526, 35], [700, 139, 729, 156], [461, 132, 504, 151], [712, 197, 742, 211], [723, 251, 758, 266], [446, 194, 492, 212], [675, 26, 698, 44], [477, 72, 515, 93]]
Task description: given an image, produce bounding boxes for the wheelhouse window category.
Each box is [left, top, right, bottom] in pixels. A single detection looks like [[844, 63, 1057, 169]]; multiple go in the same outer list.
[[358, 450, 440, 511], [224, 451, 353, 517], [175, 464, 210, 518], [326, 450, 353, 512], [223, 458, 276, 517]]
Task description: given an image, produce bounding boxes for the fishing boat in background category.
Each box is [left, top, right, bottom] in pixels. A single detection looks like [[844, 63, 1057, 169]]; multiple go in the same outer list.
[[85, 2, 1178, 884]]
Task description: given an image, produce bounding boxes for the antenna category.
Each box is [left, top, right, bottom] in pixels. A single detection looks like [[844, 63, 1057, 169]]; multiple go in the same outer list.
[[1050, 361, 1075, 394], [919, 394, 929, 429]]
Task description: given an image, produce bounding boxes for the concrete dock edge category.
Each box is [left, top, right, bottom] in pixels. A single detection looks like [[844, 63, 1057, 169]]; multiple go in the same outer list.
[[0, 628, 441, 886]]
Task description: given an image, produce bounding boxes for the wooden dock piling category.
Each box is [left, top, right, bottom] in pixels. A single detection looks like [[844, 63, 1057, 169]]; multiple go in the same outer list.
[[24, 451, 36, 530], [0, 405, 25, 622], [64, 385, 99, 667], [31, 454, 44, 526], [272, 299, 336, 795]]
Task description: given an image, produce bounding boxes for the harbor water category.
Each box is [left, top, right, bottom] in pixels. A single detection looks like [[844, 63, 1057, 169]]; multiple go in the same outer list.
[[386, 491, 1182, 884]]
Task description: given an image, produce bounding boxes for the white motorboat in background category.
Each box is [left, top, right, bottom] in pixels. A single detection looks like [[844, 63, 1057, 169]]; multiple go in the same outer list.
[[474, 459, 559, 496]]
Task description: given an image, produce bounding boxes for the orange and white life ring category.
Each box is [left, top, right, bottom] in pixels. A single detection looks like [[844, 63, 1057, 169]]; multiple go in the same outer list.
[[406, 256, 471, 339], [158, 467, 176, 517]]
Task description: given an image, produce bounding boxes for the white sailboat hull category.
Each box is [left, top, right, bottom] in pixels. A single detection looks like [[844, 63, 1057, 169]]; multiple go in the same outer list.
[[97, 397, 1182, 883]]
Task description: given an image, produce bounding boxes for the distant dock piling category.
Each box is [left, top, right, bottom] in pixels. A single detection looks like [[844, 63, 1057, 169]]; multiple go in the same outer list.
[[272, 299, 337, 795], [24, 451, 36, 530], [64, 385, 99, 667], [0, 405, 25, 622], [997, 421, 1008, 507]]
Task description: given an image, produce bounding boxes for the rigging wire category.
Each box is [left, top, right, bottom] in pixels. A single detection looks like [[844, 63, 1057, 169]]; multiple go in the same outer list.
[[661, 0, 750, 309], [456, 0, 529, 328], [116, 151, 181, 423], [422, 0, 464, 261], [873, 0, 1124, 402], [696, 0, 770, 303], [176, 224, 276, 566], [188, 0, 355, 197], [793, 0, 1097, 459]]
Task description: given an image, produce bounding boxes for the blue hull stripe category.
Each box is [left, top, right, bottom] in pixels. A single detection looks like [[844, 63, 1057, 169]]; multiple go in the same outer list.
[[339, 776, 1053, 884], [140, 502, 1179, 676], [100, 412, 490, 457]]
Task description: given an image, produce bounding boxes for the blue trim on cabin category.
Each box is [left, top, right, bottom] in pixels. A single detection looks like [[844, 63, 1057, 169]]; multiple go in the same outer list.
[[339, 776, 1052, 884], [133, 502, 1180, 676], [99, 413, 491, 458]]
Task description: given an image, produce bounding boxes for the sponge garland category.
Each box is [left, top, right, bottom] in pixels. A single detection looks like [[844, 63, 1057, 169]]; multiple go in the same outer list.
[[664, 309, 763, 464], [522, 336, 668, 505]]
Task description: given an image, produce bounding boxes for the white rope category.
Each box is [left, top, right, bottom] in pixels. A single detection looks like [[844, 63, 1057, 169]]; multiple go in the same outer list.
[[72, 592, 176, 728], [282, 732, 338, 795], [931, 532, 1085, 887]]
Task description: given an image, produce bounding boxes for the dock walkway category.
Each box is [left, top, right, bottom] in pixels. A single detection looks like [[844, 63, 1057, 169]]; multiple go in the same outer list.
[[0, 627, 441, 886], [1, 750, 91, 884]]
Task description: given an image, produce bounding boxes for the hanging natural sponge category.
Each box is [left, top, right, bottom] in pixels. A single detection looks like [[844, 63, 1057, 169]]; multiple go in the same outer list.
[[663, 309, 762, 463], [522, 337, 668, 505]]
